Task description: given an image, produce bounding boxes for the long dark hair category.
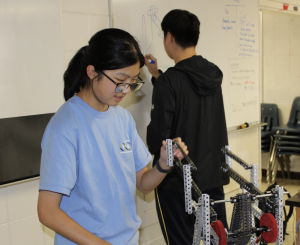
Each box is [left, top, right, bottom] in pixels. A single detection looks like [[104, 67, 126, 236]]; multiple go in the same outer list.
[[63, 28, 145, 101]]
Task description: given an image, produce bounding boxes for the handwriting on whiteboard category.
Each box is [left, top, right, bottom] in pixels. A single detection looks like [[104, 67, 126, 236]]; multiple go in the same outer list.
[[231, 97, 258, 112], [222, 1, 258, 58], [141, 5, 163, 55], [229, 59, 259, 113]]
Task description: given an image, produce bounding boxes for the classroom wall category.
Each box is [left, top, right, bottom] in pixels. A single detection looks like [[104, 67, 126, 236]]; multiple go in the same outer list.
[[0, 1, 263, 244], [261, 9, 300, 173], [260, 0, 300, 11]]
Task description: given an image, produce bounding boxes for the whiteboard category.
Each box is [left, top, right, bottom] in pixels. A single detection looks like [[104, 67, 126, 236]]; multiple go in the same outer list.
[[113, 0, 260, 135], [0, 0, 64, 119]]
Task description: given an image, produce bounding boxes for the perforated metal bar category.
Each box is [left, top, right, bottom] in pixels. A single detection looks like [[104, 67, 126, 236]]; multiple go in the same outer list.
[[250, 225, 256, 245], [249, 164, 259, 245], [193, 198, 202, 245], [173, 141, 197, 170], [192, 194, 212, 245], [251, 203, 264, 219], [210, 225, 220, 245], [222, 147, 252, 169], [166, 139, 173, 167], [183, 165, 192, 214], [174, 159, 218, 221], [225, 145, 233, 168], [251, 164, 258, 188], [250, 201, 260, 245], [275, 185, 284, 245], [202, 194, 211, 245], [221, 164, 275, 211], [221, 148, 276, 214]]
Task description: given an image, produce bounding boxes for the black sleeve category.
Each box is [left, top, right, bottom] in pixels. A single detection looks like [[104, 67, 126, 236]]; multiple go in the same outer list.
[[151, 70, 163, 86], [147, 74, 176, 155]]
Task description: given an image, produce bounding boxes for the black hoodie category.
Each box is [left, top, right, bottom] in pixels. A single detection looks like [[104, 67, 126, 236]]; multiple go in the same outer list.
[[147, 55, 229, 192]]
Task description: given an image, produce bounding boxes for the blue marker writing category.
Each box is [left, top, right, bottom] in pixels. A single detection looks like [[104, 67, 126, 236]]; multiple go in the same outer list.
[[148, 59, 156, 64]]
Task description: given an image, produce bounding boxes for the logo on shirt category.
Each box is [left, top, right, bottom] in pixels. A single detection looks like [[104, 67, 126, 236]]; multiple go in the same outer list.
[[120, 140, 132, 153]]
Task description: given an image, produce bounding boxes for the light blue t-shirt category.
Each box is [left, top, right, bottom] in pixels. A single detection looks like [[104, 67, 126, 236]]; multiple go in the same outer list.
[[39, 95, 152, 245]]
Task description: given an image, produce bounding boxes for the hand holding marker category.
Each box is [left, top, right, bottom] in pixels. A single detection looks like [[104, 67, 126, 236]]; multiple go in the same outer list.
[[147, 59, 155, 64], [145, 54, 157, 65], [145, 54, 155, 64], [144, 54, 160, 79]]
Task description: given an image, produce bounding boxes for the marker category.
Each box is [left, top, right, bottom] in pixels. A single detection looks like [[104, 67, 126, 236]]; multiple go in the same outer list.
[[147, 59, 155, 64], [239, 122, 249, 129]]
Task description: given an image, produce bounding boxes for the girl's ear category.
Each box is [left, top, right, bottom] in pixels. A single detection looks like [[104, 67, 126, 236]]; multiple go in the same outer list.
[[86, 65, 97, 79]]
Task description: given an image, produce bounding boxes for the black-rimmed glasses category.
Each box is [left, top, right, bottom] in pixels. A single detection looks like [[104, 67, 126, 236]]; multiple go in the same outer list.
[[99, 71, 145, 93]]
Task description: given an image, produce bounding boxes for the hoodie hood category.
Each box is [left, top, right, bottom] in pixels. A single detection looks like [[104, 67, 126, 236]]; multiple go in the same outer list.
[[169, 55, 223, 96]]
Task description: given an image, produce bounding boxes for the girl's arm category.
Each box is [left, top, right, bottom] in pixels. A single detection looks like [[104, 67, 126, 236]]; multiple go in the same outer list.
[[38, 190, 111, 245], [136, 137, 187, 194]]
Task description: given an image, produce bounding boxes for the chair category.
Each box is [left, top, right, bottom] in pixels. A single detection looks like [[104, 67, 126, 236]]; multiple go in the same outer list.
[[261, 103, 279, 153], [267, 97, 300, 185]]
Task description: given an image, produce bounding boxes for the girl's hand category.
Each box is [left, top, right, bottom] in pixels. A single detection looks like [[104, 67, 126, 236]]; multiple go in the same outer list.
[[159, 137, 188, 169]]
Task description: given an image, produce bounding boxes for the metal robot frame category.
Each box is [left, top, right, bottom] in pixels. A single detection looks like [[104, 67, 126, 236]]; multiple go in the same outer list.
[[167, 140, 287, 245]]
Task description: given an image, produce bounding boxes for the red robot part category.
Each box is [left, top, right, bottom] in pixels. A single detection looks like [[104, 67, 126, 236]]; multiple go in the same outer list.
[[260, 213, 278, 243], [211, 220, 227, 245]]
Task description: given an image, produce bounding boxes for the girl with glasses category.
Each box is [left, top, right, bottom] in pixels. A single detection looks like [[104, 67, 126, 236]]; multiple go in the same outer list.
[[37, 28, 188, 245]]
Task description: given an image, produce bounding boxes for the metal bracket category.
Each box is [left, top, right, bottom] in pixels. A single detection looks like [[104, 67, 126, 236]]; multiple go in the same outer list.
[[183, 164, 192, 214], [166, 139, 173, 167]]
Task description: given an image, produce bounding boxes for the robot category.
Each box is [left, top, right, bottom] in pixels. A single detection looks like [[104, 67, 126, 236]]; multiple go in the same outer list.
[[167, 140, 287, 245]]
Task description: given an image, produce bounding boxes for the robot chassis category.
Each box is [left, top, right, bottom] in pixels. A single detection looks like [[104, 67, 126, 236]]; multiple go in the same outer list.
[[167, 140, 287, 245]]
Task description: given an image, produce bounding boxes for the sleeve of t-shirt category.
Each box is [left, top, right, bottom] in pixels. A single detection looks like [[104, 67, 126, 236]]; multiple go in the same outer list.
[[39, 129, 77, 196], [130, 116, 152, 173]]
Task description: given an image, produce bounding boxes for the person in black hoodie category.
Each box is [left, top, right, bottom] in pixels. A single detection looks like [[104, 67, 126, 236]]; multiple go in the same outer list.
[[144, 9, 230, 244]]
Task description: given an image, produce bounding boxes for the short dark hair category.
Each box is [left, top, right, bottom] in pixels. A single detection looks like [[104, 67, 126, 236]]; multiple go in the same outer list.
[[63, 28, 144, 101], [161, 9, 200, 48]]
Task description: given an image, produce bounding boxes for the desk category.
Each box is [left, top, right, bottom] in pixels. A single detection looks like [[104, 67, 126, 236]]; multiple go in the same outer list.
[[285, 193, 300, 222]]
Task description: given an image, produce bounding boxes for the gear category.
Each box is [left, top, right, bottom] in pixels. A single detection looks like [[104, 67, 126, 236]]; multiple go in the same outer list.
[[211, 220, 227, 245], [260, 213, 278, 243]]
